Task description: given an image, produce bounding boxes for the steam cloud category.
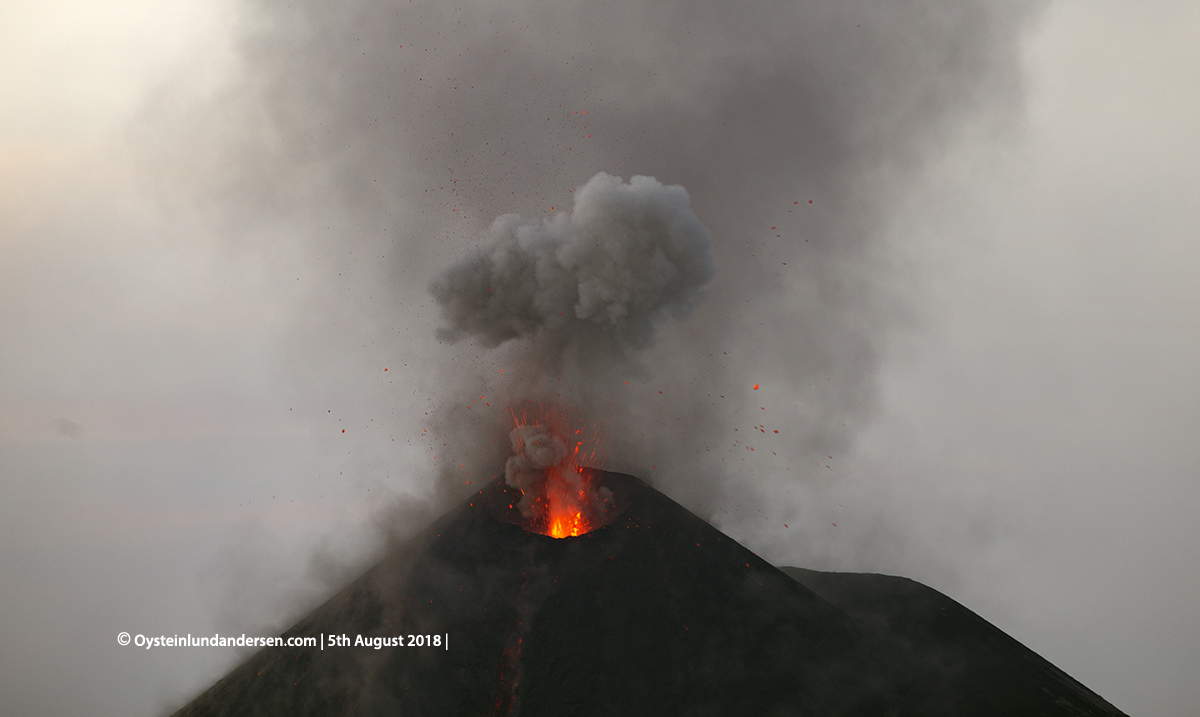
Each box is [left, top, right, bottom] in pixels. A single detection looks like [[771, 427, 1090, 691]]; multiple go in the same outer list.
[[430, 172, 714, 373]]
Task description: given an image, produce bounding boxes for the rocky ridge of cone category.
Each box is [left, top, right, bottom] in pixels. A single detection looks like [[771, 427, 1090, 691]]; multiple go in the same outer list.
[[172, 472, 1127, 717]]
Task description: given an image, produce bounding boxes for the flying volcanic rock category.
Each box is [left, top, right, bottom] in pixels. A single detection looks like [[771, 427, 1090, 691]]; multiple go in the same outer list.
[[170, 473, 1128, 717]]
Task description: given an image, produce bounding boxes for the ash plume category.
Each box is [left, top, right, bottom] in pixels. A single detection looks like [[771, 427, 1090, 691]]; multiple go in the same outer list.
[[503, 423, 615, 520], [430, 172, 714, 374], [504, 425, 567, 516], [127, 3, 1049, 710], [139, 0, 1038, 564]]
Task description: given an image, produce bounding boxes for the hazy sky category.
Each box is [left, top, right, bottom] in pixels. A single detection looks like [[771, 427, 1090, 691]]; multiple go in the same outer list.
[[1, 1, 1198, 716]]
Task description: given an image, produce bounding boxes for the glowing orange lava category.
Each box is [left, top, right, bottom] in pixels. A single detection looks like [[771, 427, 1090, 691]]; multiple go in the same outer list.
[[504, 402, 610, 538], [544, 466, 589, 538]]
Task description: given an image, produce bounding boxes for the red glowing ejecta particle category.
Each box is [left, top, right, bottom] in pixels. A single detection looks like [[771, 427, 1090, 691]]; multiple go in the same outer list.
[[753, 384, 759, 390]]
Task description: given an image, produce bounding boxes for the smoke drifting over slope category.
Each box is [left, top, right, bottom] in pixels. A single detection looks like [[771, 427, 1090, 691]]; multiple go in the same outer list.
[[145, 0, 1036, 535]]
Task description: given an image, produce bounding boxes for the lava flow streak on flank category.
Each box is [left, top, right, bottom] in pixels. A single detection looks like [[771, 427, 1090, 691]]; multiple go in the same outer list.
[[503, 403, 612, 538]]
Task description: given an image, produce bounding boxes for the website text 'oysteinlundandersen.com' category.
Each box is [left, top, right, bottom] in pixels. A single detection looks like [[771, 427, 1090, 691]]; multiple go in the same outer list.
[[118, 633, 316, 650]]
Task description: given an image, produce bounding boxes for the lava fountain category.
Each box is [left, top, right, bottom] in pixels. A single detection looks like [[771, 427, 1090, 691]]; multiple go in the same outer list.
[[502, 404, 615, 538]]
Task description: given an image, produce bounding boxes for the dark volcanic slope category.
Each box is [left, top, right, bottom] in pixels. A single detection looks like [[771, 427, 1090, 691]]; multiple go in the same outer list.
[[173, 473, 1126, 717], [782, 567, 1127, 717]]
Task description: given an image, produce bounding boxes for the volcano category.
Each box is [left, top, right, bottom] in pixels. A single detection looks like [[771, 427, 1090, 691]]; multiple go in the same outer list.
[[172, 471, 1127, 716]]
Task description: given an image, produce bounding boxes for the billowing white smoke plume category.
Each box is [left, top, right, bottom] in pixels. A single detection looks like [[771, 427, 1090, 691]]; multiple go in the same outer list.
[[429, 172, 715, 372]]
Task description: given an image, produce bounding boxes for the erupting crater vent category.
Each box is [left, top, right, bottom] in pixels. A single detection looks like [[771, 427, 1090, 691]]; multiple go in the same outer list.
[[497, 405, 621, 538]]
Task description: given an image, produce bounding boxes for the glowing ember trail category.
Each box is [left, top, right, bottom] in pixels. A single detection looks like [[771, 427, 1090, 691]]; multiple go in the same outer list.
[[503, 403, 612, 538]]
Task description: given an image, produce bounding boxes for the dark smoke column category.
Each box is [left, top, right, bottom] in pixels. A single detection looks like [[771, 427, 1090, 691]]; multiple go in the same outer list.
[[429, 172, 715, 375], [429, 172, 716, 528]]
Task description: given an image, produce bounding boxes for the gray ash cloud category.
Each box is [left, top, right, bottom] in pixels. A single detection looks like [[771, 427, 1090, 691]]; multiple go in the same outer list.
[[146, 0, 1037, 541], [430, 172, 714, 373]]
